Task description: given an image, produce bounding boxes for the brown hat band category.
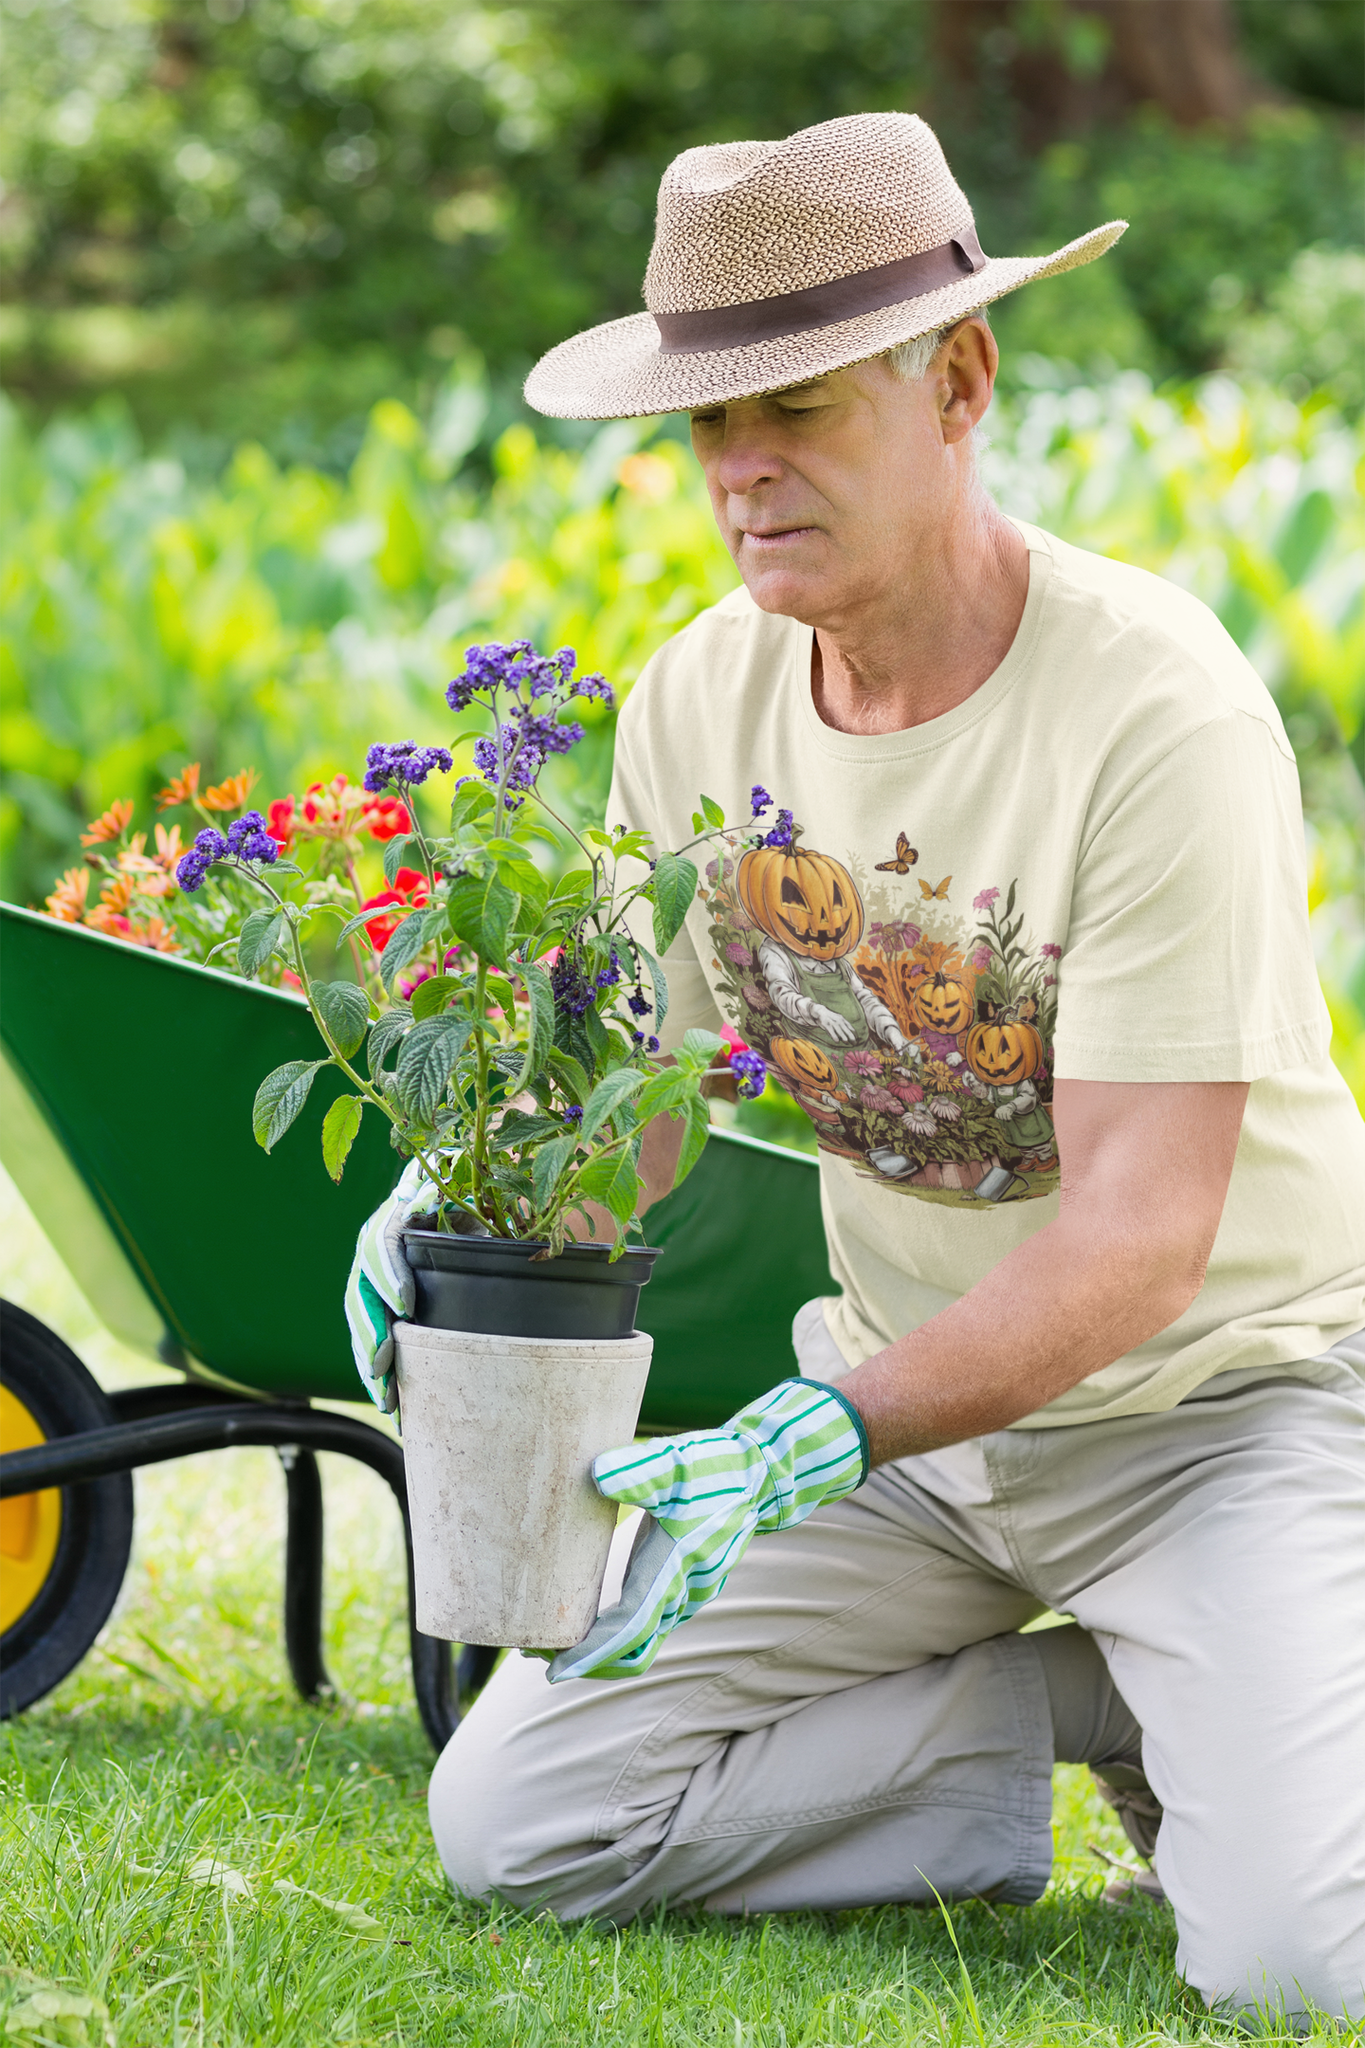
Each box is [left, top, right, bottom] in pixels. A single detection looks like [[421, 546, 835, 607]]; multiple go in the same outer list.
[[653, 225, 987, 357]]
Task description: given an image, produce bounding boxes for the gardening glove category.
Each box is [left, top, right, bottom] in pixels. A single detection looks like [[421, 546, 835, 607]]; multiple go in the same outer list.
[[546, 1378, 869, 1684], [344, 1157, 441, 1412]]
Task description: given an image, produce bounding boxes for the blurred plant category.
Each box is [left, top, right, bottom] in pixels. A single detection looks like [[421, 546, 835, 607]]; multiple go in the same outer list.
[[1225, 246, 1365, 419]]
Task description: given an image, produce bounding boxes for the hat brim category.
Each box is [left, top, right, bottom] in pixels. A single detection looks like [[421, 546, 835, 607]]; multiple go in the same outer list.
[[525, 221, 1127, 421]]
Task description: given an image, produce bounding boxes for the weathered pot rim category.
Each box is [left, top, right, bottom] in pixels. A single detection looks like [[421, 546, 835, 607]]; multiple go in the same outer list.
[[402, 1226, 658, 1260]]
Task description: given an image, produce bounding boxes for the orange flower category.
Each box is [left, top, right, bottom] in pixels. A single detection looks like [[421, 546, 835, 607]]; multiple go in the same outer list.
[[84, 906, 134, 938], [201, 768, 259, 812], [156, 764, 201, 810], [126, 916, 180, 953], [45, 866, 90, 921], [79, 799, 135, 847], [153, 822, 184, 869], [97, 873, 138, 916]]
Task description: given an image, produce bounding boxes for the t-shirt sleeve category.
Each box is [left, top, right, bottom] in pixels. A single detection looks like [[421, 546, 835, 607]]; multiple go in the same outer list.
[[1052, 710, 1331, 1083], [606, 695, 727, 1056]]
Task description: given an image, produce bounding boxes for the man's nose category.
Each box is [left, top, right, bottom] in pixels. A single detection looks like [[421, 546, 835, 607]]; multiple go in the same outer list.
[[713, 421, 784, 499]]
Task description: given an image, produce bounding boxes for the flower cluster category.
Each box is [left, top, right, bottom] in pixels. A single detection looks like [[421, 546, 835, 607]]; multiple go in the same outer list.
[[362, 742, 454, 794], [752, 807, 795, 851], [446, 641, 613, 714], [550, 951, 597, 1018], [446, 641, 614, 809], [470, 713, 583, 798], [176, 812, 279, 893], [267, 777, 413, 852], [728, 1047, 767, 1100]]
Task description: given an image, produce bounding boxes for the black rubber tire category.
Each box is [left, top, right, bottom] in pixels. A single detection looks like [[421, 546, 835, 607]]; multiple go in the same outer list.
[[1, 1302, 134, 1717]]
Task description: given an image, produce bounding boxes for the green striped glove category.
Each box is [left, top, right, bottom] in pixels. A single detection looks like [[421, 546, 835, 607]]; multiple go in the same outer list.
[[546, 1378, 869, 1684], [344, 1159, 441, 1412]]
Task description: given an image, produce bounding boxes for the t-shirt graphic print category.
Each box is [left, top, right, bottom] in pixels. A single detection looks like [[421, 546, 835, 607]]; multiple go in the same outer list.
[[702, 835, 1060, 1206]]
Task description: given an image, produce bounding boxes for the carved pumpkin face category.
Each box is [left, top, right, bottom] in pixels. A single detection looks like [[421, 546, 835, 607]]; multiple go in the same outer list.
[[964, 1019, 1044, 1087], [912, 971, 973, 1036], [737, 846, 864, 962], [768, 1036, 842, 1095]]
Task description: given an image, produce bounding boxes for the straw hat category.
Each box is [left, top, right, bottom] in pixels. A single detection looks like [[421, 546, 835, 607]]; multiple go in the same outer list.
[[524, 112, 1126, 421]]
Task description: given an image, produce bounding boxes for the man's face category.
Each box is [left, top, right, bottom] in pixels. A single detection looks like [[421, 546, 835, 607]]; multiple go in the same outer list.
[[688, 325, 993, 630]]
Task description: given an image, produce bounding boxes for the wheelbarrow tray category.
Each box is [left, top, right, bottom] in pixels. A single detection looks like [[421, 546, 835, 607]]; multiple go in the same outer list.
[[1, 903, 836, 1425]]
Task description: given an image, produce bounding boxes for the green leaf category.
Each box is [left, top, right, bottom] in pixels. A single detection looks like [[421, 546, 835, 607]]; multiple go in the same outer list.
[[378, 905, 442, 991], [252, 1060, 326, 1152], [545, 1048, 591, 1106], [531, 1133, 577, 1207], [491, 1110, 566, 1150], [609, 830, 653, 862], [321, 1094, 364, 1181], [632, 942, 669, 1033], [382, 835, 423, 887], [485, 972, 517, 1016], [651, 852, 698, 955], [410, 973, 464, 1022], [635, 1066, 694, 1122], [394, 1013, 473, 1124], [313, 980, 370, 1058], [673, 1093, 711, 1187], [576, 1145, 640, 1224], [514, 958, 555, 1091], [699, 793, 726, 828], [580, 1067, 646, 1144], [444, 869, 517, 969], [367, 1003, 412, 1068], [237, 907, 284, 979], [450, 780, 496, 830], [678, 1026, 724, 1074]]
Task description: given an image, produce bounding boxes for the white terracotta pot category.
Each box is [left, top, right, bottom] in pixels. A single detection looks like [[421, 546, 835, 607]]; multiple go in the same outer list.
[[393, 1323, 653, 1648]]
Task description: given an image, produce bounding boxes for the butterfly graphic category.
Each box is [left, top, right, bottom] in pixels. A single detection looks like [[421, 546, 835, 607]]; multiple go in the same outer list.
[[918, 875, 952, 901], [875, 832, 918, 875]]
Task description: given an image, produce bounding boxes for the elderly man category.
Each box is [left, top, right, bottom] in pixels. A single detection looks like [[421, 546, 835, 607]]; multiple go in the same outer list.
[[428, 114, 1365, 2026]]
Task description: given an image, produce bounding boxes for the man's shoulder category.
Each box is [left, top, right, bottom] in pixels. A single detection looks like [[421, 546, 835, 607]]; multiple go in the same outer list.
[[1027, 523, 1292, 757]]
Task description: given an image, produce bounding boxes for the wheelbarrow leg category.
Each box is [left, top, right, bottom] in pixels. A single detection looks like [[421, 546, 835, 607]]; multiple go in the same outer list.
[[280, 1447, 332, 1702], [456, 1644, 499, 1695]]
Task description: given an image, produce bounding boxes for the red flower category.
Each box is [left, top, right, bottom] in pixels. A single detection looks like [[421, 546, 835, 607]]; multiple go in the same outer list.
[[267, 796, 297, 850], [359, 867, 428, 951], [363, 793, 413, 842]]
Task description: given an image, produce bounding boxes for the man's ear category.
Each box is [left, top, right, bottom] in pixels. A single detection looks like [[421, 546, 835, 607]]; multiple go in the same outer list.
[[939, 319, 997, 443]]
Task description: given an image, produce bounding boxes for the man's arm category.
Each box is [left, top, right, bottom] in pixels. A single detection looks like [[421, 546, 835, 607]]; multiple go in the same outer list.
[[839, 1077, 1250, 1465], [574, 1103, 687, 1244]]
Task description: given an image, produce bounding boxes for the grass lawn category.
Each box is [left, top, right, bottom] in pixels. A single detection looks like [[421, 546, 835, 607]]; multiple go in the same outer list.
[[0, 1173, 1351, 2046]]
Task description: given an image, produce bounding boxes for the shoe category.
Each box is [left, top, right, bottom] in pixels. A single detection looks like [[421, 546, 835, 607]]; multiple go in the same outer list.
[[1091, 1757, 1162, 1864]]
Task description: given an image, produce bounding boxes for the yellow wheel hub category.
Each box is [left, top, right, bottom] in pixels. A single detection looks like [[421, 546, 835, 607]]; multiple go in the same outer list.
[[0, 1384, 62, 1635]]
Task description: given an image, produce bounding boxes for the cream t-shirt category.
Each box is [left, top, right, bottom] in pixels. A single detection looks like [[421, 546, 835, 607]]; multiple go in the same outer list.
[[608, 522, 1365, 1426]]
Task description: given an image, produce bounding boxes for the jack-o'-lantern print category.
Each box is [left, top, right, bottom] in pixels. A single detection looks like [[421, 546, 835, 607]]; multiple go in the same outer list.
[[737, 845, 864, 962], [703, 834, 1060, 1208]]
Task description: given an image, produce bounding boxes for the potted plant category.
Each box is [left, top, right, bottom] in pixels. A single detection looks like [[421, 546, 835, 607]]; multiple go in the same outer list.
[[169, 640, 769, 1645]]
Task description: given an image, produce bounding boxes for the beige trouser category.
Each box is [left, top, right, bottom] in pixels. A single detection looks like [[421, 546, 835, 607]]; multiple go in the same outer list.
[[429, 1326, 1365, 2025]]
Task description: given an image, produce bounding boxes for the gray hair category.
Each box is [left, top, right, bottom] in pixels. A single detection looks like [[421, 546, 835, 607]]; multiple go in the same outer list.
[[883, 308, 990, 383]]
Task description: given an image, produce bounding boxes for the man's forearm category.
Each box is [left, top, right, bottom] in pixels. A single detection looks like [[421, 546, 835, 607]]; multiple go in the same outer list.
[[839, 1210, 1206, 1466]]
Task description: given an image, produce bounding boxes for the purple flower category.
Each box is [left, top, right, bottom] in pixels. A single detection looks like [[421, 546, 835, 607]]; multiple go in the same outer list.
[[1040, 943, 1062, 961], [755, 807, 795, 851], [631, 1031, 661, 1052], [550, 953, 596, 1018], [363, 742, 454, 794], [860, 1084, 902, 1114], [627, 985, 652, 1017], [739, 982, 771, 1010], [729, 1048, 767, 1100], [593, 951, 621, 990], [175, 827, 228, 892], [224, 811, 279, 865], [446, 641, 614, 715], [973, 887, 1000, 912], [971, 947, 992, 971], [844, 1049, 882, 1077], [724, 941, 752, 967], [1044, 973, 1057, 988], [562, 1104, 584, 1127], [750, 785, 772, 818]]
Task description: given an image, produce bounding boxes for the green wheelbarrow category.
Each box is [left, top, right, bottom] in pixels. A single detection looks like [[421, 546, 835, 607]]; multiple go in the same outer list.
[[0, 902, 836, 1747]]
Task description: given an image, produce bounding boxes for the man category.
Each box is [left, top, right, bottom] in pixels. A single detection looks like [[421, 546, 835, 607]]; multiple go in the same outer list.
[[427, 114, 1365, 2026]]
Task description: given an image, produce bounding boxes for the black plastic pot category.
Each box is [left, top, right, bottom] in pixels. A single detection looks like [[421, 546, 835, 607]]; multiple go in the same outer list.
[[401, 1228, 659, 1341]]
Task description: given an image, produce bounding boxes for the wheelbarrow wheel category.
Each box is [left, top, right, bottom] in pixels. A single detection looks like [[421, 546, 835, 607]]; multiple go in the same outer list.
[[0, 1302, 133, 1718]]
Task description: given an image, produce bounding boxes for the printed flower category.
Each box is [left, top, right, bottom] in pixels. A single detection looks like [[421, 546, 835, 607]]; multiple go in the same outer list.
[[1040, 942, 1062, 961], [724, 941, 753, 967], [359, 867, 429, 952], [156, 764, 200, 811], [1044, 974, 1057, 988], [888, 1076, 924, 1105], [923, 1058, 959, 1092], [45, 867, 90, 922], [859, 1085, 902, 1114], [973, 887, 1000, 912], [844, 1049, 883, 1078], [80, 800, 135, 848], [971, 947, 992, 971], [928, 1096, 962, 1123], [740, 982, 771, 1011], [201, 769, 260, 813], [901, 1105, 939, 1137]]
